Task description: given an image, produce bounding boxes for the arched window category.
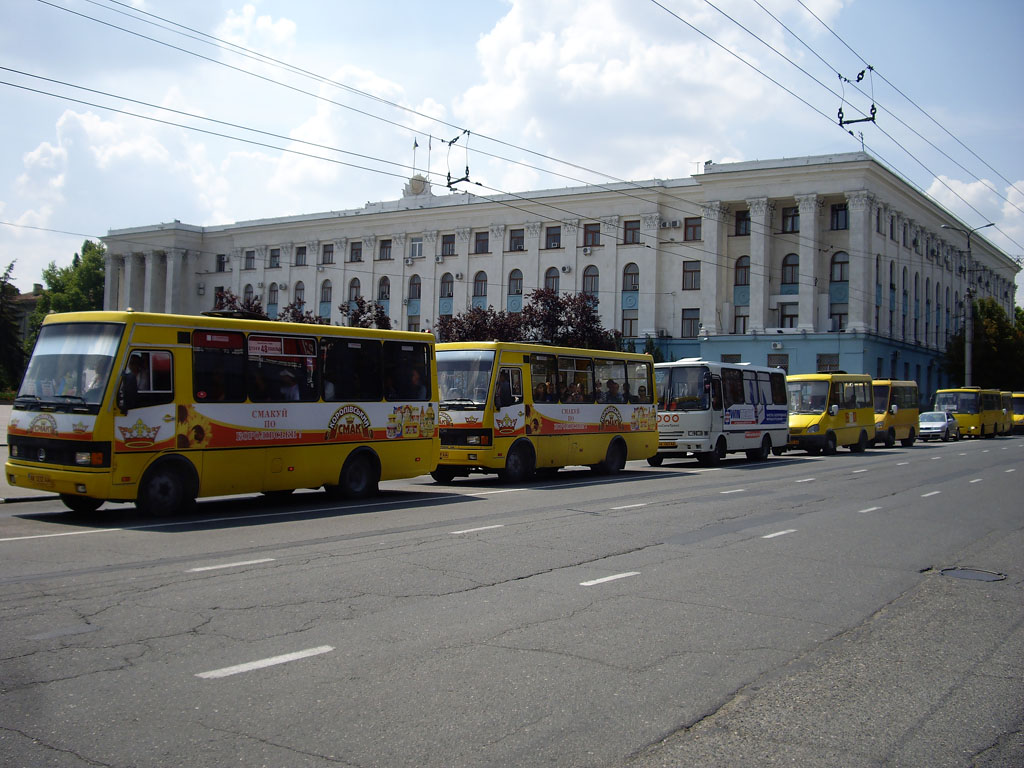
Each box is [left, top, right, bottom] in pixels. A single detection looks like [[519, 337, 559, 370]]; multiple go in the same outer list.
[[623, 262, 639, 291], [781, 254, 799, 286], [320, 279, 332, 304], [583, 265, 599, 297], [544, 266, 559, 292], [508, 269, 523, 296], [378, 276, 390, 301], [408, 274, 421, 300], [294, 281, 305, 311], [348, 278, 360, 301], [735, 256, 750, 287], [243, 283, 254, 303], [267, 283, 279, 319], [440, 272, 454, 298], [830, 251, 849, 282], [473, 271, 487, 297]]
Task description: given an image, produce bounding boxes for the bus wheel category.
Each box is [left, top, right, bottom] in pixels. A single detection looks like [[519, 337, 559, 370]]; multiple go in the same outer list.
[[499, 442, 534, 483], [137, 462, 194, 517], [850, 430, 869, 453], [698, 437, 727, 466], [338, 453, 379, 498], [885, 429, 897, 448], [823, 433, 838, 455], [900, 428, 916, 447], [647, 455, 664, 467], [431, 468, 457, 484], [60, 494, 103, 515], [746, 435, 771, 462], [771, 447, 785, 456], [593, 439, 627, 475]]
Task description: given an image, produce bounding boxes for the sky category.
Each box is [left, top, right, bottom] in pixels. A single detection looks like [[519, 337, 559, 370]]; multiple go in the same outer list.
[[1, 0, 1022, 304]]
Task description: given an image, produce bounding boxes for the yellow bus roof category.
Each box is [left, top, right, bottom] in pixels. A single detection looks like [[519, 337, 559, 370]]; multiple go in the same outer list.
[[871, 379, 918, 387], [437, 340, 653, 362], [786, 372, 871, 382]]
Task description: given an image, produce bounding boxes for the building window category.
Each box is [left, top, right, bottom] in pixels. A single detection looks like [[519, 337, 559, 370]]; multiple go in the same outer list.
[[321, 243, 334, 265], [623, 262, 639, 291], [348, 278, 360, 302], [474, 231, 489, 254], [319, 280, 332, 318], [902, 223, 909, 247], [781, 206, 799, 233], [509, 229, 524, 251], [734, 306, 749, 334], [583, 223, 601, 247], [350, 241, 362, 262], [215, 254, 227, 272], [684, 217, 702, 241], [545, 226, 561, 249], [409, 237, 423, 260], [583, 265, 599, 297], [407, 317, 420, 332], [876, 208, 882, 233], [244, 250, 255, 270], [817, 353, 840, 372], [735, 210, 750, 236], [682, 261, 700, 290], [267, 283, 278, 319], [408, 274, 421, 300], [766, 353, 789, 373], [267, 248, 280, 268], [295, 246, 307, 266], [681, 308, 700, 338], [622, 309, 638, 337], [473, 271, 487, 297], [243, 283, 254, 303], [378, 239, 392, 261], [890, 215, 896, 240], [294, 281, 305, 311], [831, 251, 849, 282], [830, 302, 848, 331], [440, 273, 454, 298], [735, 255, 750, 286], [780, 303, 798, 327], [623, 220, 640, 244], [508, 269, 523, 296], [441, 234, 455, 256], [782, 253, 799, 286], [830, 203, 848, 230], [378, 277, 391, 301], [544, 267, 559, 292]]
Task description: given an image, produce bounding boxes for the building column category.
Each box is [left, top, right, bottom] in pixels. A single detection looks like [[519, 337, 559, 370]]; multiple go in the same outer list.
[[747, 197, 774, 333], [123, 253, 145, 310], [165, 249, 185, 314], [104, 254, 120, 310], [143, 251, 164, 312], [846, 190, 873, 333], [700, 201, 728, 335], [795, 194, 822, 332]]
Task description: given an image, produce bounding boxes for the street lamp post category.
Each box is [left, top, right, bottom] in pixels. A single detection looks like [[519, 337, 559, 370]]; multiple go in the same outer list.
[[941, 222, 995, 386]]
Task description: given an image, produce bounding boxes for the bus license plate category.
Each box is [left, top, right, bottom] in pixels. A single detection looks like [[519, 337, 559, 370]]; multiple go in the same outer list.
[[28, 473, 54, 487], [439, 450, 450, 459]]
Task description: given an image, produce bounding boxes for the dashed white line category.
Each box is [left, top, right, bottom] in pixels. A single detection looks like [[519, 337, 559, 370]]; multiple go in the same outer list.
[[982, 450, 990, 453], [921, 491, 941, 498], [762, 529, 797, 539], [858, 506, 880, 514], [611, 503, 647, 510], [580, 571, 640, 587], [852, 469, 869, 474], [450, 524, 504, 535], [795, 478, 815, 483], [970, 479, 983, 484], [931, 456, 942, 460], [196, 645, 333, 679], [959, 453, 967, 456], [188, 558, 275, 572], [719, 489, 745, 495], [1006, 468, 1016, 473], [896, 461, 910, 466]]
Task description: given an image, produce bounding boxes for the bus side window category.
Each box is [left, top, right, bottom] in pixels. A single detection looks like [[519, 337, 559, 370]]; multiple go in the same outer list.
[[710, 377, 723, 411], [122, 350, 174, 409], [383, 341, 430, 401], [722, 368, 744, 408], [322, 339, 382, 401], [769, 372, 787, 405], [193, 331, 246, 402]]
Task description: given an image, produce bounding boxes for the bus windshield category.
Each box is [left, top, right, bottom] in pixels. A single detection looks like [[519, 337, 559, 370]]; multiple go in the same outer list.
[[788, 380, 830, 414], [437, 349, 495, 408], [655, 366, 709, 411], [1014, 398, 1024, 415], [872, 385, 891, 414], [16, 322, 123, 412], [935, 391, 977, 414]]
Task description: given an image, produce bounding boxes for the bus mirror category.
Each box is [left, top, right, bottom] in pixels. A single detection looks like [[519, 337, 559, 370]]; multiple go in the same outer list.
[[829, 404, 839, 417], [117, 372, 136, 414], [890, 403, 898, 415]]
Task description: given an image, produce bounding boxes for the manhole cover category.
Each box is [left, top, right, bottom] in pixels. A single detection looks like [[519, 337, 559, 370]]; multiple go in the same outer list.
[[939, 567, 1006, 582]]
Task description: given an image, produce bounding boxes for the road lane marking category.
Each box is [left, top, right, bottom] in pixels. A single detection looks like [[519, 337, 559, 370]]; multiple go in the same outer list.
[[474, 488, 526, 495], [795, 478, 815, 483], [450, 524, 504, 535], [982, 450, 990, 453], [1007, 469, 1016, 473], [762, 529, 796, 539], [921, 491, 941, 498], [896, 462, 910, 466], [852, 469, 869, 473], [858, 506, 880, 514], [187, 558, 275, 572], [959, 453, 967, 456], [611, 503, 647, 510], [719, 489, 745, 494], [969, 478, 982, 483], [196, 645, 333, 679], [931, 456, 942, 460], [580, 572, 640, 587]]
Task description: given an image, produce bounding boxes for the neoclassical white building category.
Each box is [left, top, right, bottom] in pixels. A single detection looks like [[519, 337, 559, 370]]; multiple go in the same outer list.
[[103, 152, 1019, 403]]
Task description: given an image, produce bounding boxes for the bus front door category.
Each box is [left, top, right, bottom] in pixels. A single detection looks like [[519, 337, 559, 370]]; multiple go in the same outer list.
[[709, 376, 725, 448]]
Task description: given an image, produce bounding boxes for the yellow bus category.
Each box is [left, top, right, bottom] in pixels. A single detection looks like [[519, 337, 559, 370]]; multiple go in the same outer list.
[[871, 379, 920, 447], [785, 373, 875, 454], [933, 387, 1001, 439], [6, 311, 439, 514], [434, 342, 656, 482], [1012, 393, 1024, 434], [999, 391, 1013, 436]]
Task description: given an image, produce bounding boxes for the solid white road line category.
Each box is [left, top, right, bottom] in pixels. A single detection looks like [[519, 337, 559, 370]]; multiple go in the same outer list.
[[762, 529, 796, 539], [196, 645, 333, 679], [611, 503, 647, 510], [858, 506, 880, 514], [580, 572, 640, 587], [187, 558, 275, 572], [719, 489, 745, 494], [450, 524, 504, 535], [921, 491, 941, 498]]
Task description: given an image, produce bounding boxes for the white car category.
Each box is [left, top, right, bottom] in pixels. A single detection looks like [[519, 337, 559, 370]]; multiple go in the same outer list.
[[919, 411, 960, 441]]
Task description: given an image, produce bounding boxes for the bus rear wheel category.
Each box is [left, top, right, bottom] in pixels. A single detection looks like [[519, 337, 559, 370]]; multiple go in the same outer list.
[[137, 462, 194, 517], [60, 494, 103, 515], [900, 428, 916, 447], [498, 442, 534, 483], [592, 440, 627, 475], [431, 468, 457, 484], [697, 437, 727, 466], [850, 430, 869, 453], [646, 455, 664, 467], [745, 435, 771, 462], [337, 453, 379, 499]]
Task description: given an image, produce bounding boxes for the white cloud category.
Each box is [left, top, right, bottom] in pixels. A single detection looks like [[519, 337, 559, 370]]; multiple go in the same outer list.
[[216, 4, 296, 50]]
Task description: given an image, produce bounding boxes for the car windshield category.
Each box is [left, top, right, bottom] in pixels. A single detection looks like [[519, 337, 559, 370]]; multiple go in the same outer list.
[[16, 322, 123, 413], [436, 349, 495, 408], [920, 412, 947, 423], [787, 381, 829, 414]]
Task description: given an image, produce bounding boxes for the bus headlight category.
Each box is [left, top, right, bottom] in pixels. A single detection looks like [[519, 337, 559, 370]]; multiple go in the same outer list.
[[466, 436, 481, 445], [75, 451, 92, 466], [806, 424, 819, 434]]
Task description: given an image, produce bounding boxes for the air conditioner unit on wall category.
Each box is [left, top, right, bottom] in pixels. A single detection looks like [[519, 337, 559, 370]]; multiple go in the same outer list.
[[582, 247, 592, 255], [435, 254, 444, 263], [257, 282, 264, 288], [455, 272, 464, 280], [670, 220, 681, 228], [279, 282, 288, 291], [660, 221, 670, 229], [405, 257, 414, 266], [771, 341, 784, 350], [656, 329, 670, 338], [561, 265, 571, 273]]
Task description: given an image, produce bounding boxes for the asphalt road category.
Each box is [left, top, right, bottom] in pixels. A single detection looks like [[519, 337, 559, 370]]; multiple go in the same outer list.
[[1, 436, 1022, 767]]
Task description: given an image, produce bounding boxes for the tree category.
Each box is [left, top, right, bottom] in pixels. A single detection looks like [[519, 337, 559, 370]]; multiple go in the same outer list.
[[336, 296, 392, 329], [942, 297, 1024, 390], [642, 334, 666, 363], [25, 240, 106, 350], [213, 288, 268, 319], [0, 262, 27, 389], [520, 288, 618, 350]]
